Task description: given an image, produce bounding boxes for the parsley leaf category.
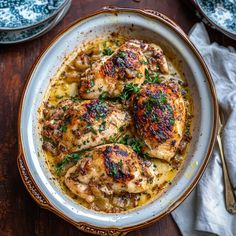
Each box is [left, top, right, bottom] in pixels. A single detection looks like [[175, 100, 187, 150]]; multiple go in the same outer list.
[[145, 69, 160, 84], [99, 121, 106, 132], [55, 152, 81, 174], [71, 96, 81, 102], [118, 160, 123, 166], [99, 91, 108, 102], [118, 83, 140, 101], [119, 135, 147, 159], [103, 48, 113, 56], [56, 95, 63, 99], [118, 51, 126, 59], [59, 124, 67, 132], [140, 59, 148, 65], [153, 72, 160, 83], [145, 68, 150, 81], [170, 118, 175, 125], [86, 124, 97, 135]]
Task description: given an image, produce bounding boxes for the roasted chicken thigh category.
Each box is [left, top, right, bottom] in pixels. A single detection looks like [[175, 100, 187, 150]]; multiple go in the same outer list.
[[131, 83, 186, 161], [41, 99, 131, 157], [79, 40, 147, 98], [65, 144, 156, 206]]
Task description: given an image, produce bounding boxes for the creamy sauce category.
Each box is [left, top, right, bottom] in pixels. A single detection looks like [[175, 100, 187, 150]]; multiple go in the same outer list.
[[39, 34, 193, 213]]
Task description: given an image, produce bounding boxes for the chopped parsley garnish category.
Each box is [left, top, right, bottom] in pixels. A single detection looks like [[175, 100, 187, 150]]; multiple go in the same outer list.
[[118, 83, 140, 101], [119, 126, 125, 132], [145, 68, 150, 81], [118, 51, 126, 59], [99, 91, 108, 101], [148, 91, 167, 106], [98, 121, 106, 132], [62, 106, 67, 112], [136, 72, 143, 78], [71, 96, 81, 102], [90, 79, 95, 88], [119, 135, 147, 159], [153, 72, 160, 83], [56, 95, 63, 99], [86, 124, 97, 135], [103, 41, 107, 48], [55, 152, 81, 174], [185, 122, 191, 136], [111, 164, 118, 177], [103, 48, 113, 56], [140, 59, 148, 65], [109, 136, 119, 143], [118, 92, 129, 101], [145, 69, 160, 84], [170, 118, 175, 125], [118, 160, 123, 166], [159, 92, 167, 104], [114, 40, 120, 46], [59, 124, 67, 132]]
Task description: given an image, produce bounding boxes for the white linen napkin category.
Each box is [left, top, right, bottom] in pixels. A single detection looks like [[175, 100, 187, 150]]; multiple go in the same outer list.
[[171, 23, 236, 236]]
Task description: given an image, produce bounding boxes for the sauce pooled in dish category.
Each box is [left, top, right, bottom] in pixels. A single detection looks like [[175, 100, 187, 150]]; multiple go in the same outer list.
[[39, 35, 193, 213]]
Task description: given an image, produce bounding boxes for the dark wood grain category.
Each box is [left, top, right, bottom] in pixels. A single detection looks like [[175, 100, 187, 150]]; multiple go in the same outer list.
[[0, 0, 234, 235]]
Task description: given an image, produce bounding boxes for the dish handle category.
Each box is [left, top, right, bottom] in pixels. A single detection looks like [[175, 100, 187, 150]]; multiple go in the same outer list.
[[17, 152, 50, 207], [75, 224, 129, 236]]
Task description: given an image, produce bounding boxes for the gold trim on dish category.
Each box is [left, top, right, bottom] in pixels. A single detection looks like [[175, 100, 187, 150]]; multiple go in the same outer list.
[[17, 7, 219, 235]]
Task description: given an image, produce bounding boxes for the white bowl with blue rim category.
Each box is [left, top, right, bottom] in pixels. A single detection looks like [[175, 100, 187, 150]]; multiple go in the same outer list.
[[0, 0, 70, 31], [0, 0, 71, 44], [191, 0, 236, 40]]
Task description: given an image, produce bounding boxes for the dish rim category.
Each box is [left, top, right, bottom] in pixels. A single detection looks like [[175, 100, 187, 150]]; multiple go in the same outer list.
[[17, 6, 218, 235]]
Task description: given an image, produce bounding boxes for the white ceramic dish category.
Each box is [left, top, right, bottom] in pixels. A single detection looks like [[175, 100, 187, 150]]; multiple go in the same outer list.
[[18, 7, 218, 235]]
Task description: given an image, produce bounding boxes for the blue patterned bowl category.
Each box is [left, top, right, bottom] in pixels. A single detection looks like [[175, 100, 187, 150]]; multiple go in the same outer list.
[[191, 0, 236, 40], [0, 0, 69, 31], [0, 0, 71, 44]]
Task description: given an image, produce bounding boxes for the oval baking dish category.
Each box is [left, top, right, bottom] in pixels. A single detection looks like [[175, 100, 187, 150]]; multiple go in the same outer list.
[[18, 7, 218, 235]]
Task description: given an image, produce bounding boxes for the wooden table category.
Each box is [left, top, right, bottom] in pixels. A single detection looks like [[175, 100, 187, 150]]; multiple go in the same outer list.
[[0, 0, 235, 235]]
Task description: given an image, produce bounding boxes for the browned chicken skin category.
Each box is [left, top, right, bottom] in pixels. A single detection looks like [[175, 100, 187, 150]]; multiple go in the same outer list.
[[79, 40, 147, 98], [41, 99, 131, 157], [131, 83, 186, 161], [78, 40, 169, 99], [64, 144, 156, 208]]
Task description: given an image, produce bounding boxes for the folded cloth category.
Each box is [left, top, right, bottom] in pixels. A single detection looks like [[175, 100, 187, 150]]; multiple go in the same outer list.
[[171, 23, 236, 236]]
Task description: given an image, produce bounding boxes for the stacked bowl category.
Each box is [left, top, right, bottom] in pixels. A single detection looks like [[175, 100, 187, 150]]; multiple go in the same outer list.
[[0, 0, 71, 44]]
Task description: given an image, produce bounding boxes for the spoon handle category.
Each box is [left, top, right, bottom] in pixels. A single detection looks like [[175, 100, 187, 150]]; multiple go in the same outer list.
[[217, 113, 236, 214]]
